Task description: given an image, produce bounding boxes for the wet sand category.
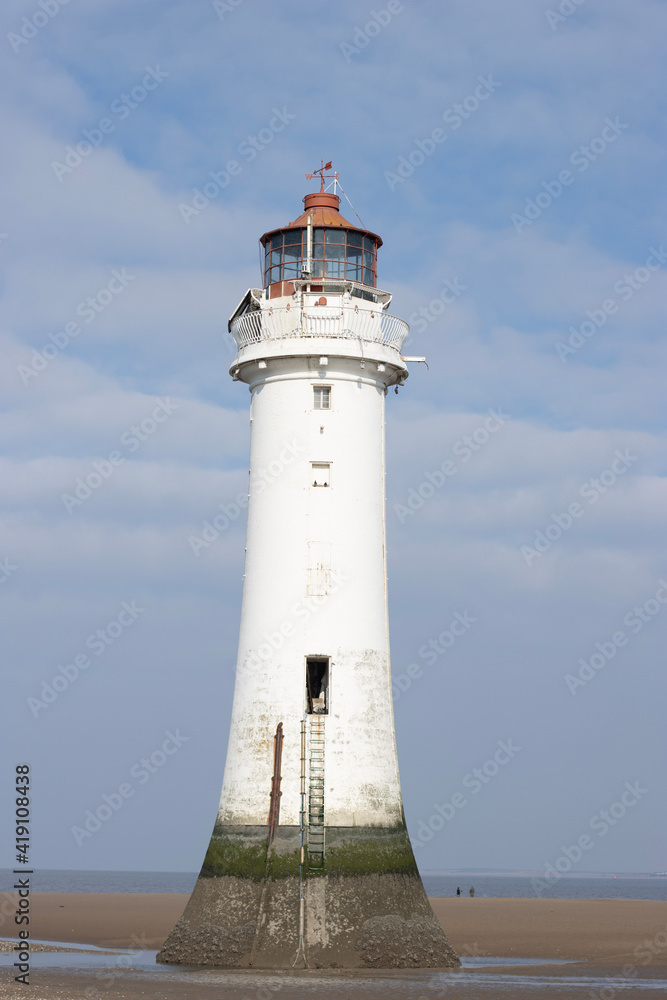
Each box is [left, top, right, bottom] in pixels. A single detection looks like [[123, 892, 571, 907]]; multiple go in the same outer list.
[[27, 892, 189, 950], [430, 896, 667, 965], [19, 892, 667, 965], [2, 894, 665, 999]]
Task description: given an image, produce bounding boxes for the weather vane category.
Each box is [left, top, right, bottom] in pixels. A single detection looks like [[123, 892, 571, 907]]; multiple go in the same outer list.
[[306, 159, 337, 193]]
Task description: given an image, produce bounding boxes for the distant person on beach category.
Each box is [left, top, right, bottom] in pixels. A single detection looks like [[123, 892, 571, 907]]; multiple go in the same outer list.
[[469, 886, 475, 897], [456, 886, 461, 896]]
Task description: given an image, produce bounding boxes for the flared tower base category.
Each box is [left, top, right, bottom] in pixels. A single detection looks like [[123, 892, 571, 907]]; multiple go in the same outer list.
[[157, 824, 459, 969]]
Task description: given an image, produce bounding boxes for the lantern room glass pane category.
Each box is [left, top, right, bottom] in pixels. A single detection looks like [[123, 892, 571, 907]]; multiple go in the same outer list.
[[347, 231, 363, 248], [325, 259, 345, 278], [363, 250, 374, 268], [270, 234, 282, 250], [283, 263, 299, 278], [284, 244, 301, 264], [346, 264, 362, 280], [311, 260, 323, 277], [312, 243, 323, 259], [284, 229, 302, 245], [270, 266, 282, 283], [326, 229, 345, 244], [314, 228, 325, 241], [363, 236, 374, 252], [347, 245, 362, 266], [363, 267, 373, 285], [325, 244, 345, 260], [270, 249, 282, 265]]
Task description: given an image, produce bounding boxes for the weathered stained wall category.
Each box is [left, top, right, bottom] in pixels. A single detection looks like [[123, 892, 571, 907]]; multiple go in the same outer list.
[[217, 351, 405, 829], [157, 825, 459, 969]]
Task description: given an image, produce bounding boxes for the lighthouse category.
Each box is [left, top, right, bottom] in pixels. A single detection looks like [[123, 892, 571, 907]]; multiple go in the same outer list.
[[158, 170, 459, 970]]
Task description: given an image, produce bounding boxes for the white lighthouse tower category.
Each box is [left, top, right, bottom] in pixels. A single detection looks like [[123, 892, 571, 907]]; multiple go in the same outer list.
[[158, 170, 458, 970]]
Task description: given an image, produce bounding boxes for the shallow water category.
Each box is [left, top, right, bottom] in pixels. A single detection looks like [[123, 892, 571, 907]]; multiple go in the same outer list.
[[422, 874, 667, 901], [3, 869, 666, 899], [3, 948, 667, 997], [1, 948, 573, 971]]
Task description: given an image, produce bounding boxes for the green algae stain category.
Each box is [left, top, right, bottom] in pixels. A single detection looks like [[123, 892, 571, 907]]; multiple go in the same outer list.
[[266, 850, 300, 879], [199, 826, 419, 881], [313, 831, 419, 878], [200, 836, 269, 880]]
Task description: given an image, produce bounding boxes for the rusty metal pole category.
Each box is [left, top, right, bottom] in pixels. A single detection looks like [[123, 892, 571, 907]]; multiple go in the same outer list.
[[267, 722, 284, 846]]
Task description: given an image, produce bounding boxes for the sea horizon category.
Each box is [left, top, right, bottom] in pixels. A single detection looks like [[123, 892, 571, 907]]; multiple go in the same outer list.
[[3, 868, 666, 901]]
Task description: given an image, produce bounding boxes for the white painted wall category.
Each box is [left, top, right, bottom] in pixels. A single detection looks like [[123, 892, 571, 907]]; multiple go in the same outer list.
[[217, 289, 409, 829]]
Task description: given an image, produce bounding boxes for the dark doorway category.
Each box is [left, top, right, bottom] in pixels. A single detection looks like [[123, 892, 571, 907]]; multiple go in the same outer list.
[[306, 657, 329, 714]]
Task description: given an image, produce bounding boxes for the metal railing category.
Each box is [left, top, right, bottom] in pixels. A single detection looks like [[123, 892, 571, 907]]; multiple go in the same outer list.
[[230, 305, 409, 352]]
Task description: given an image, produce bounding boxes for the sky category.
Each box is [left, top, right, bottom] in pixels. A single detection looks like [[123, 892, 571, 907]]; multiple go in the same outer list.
[[2, 0, 666, 880]]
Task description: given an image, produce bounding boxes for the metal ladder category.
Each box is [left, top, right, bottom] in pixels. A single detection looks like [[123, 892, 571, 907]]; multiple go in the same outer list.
[[308, 716, 325, 865]]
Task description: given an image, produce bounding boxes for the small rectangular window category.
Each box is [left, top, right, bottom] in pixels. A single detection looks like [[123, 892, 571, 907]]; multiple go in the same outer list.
[[313, 386, 330, 409], [311, 463, 331, 487]]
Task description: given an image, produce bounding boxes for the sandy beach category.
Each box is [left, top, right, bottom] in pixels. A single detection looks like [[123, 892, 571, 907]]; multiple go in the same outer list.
[[2, 893, 666, 998], [19, 892, 667, 965]]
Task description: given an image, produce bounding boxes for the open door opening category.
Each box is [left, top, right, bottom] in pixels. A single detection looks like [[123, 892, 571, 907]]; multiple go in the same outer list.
[[306, 657, 329, 714]]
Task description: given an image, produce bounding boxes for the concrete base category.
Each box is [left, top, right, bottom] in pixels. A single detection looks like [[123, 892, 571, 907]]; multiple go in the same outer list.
[[157, 825, 459, 969]]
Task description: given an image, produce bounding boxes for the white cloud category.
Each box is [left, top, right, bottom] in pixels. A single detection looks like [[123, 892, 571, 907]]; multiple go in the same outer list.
[[2, 0, 665, 873]]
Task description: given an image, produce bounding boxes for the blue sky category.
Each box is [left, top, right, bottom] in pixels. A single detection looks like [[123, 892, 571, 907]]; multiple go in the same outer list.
[[3, 0, 666, 877]]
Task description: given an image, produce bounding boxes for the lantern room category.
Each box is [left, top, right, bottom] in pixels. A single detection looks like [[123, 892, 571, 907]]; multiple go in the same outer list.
[[260, 190, 383, 299]]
